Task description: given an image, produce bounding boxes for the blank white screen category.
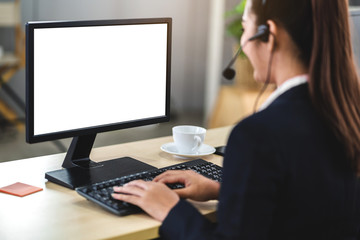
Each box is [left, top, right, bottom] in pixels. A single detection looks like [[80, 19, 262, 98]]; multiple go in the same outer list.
[[33, 23, 168, 135]]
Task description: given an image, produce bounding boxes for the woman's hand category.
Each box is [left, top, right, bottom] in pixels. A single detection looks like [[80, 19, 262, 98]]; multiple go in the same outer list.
[[154, 170, 220, 201], [112, 180, 179, 222]]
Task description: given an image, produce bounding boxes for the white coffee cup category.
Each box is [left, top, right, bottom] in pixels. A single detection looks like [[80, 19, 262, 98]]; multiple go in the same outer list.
[[172, 125, 206, 154]]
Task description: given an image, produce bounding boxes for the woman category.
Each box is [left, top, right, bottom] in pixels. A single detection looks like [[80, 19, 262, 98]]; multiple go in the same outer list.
[[112, 0, 360, 239]]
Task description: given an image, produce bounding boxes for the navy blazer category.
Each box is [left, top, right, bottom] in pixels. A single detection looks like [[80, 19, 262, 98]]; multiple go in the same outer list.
[[160, 84, 360, 239]]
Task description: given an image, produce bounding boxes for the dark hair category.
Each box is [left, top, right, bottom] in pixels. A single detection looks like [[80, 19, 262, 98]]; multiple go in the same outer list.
[[251, 0, 360, 174]]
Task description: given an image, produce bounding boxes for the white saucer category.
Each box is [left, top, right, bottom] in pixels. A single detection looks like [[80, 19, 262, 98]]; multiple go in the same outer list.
[[161, 142, 216, 158]]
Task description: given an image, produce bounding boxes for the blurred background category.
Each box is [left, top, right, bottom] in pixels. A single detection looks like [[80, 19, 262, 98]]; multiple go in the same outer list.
[[1, 0, 360, 162]]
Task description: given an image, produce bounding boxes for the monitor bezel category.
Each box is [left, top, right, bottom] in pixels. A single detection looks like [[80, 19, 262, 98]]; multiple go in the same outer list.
[[26, 18, 172, 144]]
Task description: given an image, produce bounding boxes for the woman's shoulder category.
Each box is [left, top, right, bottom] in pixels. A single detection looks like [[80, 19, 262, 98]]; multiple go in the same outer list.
[[231, 84, 319, 138]]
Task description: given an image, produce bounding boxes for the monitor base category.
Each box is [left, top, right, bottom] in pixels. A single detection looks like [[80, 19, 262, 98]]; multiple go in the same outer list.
[[45, 157, 157, 189]]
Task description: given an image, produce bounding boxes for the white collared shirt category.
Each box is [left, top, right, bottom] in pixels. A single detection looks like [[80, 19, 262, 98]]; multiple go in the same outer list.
[[259, 75, 308, 111]]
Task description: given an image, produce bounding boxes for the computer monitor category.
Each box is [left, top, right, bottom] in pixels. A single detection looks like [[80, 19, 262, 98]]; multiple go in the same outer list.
[[26, 18, 172, 189]]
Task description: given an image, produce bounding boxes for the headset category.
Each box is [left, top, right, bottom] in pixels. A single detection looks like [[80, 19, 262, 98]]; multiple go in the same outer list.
[[222, 22, 276, 113], [222, 0, 274, 112], [223, 0, 269, 79], [222, 24, 270, 80], [215, 0, 270, 155]]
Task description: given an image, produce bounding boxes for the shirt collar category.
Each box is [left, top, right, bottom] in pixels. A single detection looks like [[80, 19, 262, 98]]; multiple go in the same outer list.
[[259, 74, 308, 111]]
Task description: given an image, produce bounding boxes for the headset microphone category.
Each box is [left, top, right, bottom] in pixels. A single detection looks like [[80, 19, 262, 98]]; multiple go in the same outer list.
[[222, 41, 248, 80], [222, 24, 270, 80]]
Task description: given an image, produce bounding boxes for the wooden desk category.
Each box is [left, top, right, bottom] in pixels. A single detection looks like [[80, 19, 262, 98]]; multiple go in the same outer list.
[[0, 126, 232, 240]]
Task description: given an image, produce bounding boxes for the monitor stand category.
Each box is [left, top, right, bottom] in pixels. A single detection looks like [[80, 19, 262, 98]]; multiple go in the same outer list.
[[45, 134, 157, 189]]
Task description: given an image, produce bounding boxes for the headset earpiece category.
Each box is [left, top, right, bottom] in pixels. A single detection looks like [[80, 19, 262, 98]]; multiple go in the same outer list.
[[258, 24, 270, 42], [248, 24, 270, 42]]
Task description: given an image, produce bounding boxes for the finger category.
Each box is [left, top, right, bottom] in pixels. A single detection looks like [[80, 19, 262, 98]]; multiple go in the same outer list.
[[173, 188, 191, 198], [156, 175, 188, 185], [153, 170, 180, 181], [113, 185, 145, 197], [111, 193, 141, 206], [154, 170, 189, 182], [124, 179, 151, 190]]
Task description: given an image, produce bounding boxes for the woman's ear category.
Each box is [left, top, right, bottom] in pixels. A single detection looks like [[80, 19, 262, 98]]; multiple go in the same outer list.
[[266, 20, 278, 52]]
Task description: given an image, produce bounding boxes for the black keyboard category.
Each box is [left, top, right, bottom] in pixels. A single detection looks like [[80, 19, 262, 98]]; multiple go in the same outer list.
[[76, 159, 222, 216]]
